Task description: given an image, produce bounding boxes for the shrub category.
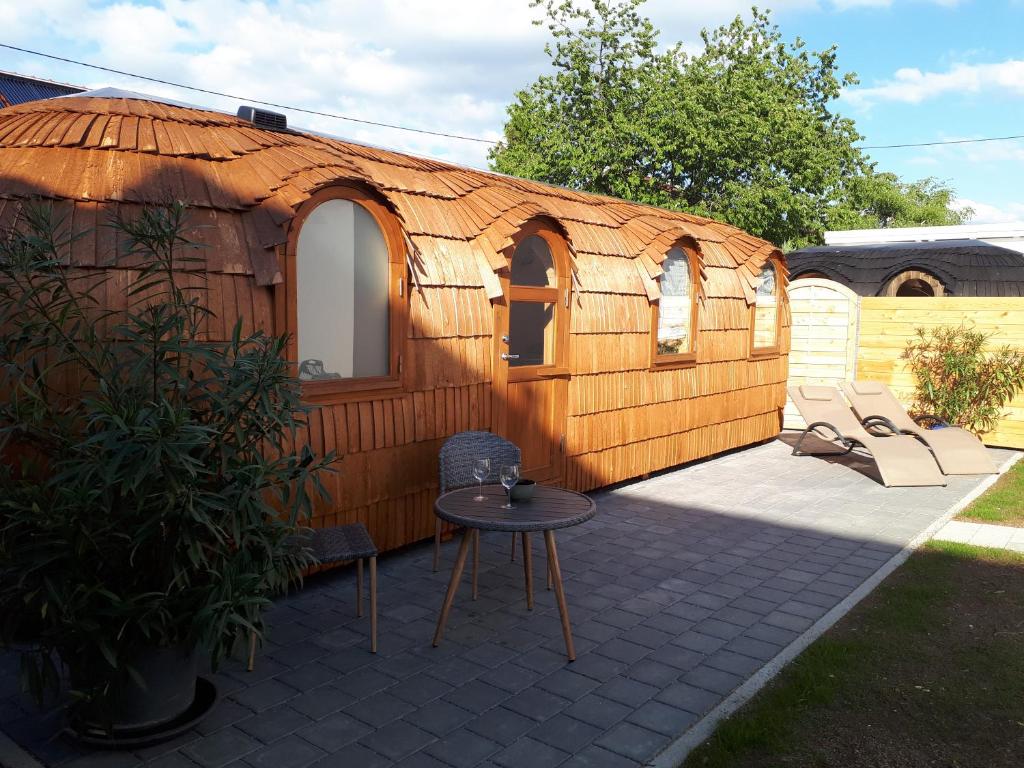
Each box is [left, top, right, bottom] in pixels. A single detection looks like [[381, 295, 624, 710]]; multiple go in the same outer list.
[[0, 202, 333, 712], [902, 325, 1024, 434]]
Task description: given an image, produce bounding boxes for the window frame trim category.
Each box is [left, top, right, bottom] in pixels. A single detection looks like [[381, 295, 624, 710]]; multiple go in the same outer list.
[[650, 242, 700, 370], [279, 184, 409, 403], [502, 220, 572, 383], [749, 256, 784, 359]]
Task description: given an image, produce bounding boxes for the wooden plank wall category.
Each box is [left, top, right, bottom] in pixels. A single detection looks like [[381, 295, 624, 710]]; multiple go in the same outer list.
[[784, 279, 859, 429], [856, 297, 1024, 449]]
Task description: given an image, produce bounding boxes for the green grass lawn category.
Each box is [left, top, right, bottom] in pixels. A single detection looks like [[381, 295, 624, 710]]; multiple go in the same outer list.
[[683, 541, 1024, 768], [957, 456, 1024, 526]]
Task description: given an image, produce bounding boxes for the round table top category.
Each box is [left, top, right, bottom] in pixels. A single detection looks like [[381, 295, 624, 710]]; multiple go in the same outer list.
[[434, 484, 597, 532]]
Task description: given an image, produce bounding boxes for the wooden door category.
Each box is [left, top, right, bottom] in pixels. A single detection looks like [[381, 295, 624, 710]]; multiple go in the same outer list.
[[492, 223, 571, 484]]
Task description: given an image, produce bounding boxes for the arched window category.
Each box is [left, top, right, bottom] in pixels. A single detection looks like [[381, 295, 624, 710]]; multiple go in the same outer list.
[[285, 186, 406, 398], [884, 270, 944, 297], [508, 234, 558, 367], [751, 260, 781, 352], [652, 245, 699, 366]]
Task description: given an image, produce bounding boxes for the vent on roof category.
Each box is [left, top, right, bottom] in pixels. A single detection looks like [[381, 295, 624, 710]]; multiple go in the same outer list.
[[237, 106, 287, 132]]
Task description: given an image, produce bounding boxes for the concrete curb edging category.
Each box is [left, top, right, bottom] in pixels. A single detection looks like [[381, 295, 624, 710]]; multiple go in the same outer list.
[[648, 450, 1023, 768]]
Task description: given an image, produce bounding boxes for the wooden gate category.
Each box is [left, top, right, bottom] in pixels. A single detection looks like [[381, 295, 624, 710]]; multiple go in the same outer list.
[[784, 278, 860, 429]]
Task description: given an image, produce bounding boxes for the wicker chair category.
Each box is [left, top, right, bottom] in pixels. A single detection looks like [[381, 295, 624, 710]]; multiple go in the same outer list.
[[435, 431, 521, 579]]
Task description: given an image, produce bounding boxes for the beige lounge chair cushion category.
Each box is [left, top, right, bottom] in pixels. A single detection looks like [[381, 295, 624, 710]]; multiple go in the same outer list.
[[799, 385, 837, 401], [850, 381, 884, 395]]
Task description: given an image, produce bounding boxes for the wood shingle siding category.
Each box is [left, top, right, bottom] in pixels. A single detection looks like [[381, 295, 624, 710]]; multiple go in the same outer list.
[[0, 94, 789, 553]]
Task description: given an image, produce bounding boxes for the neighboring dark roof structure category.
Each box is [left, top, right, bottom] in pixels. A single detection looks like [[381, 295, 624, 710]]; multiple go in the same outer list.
[[0, 71, 84, 107], [787, 239, 1024, 297]]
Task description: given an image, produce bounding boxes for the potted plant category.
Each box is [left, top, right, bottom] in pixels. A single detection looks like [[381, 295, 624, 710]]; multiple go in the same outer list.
[[0, 202, 332, 739]]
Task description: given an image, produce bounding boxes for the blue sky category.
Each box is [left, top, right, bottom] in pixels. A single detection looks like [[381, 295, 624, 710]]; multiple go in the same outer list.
[[0, 0, 1021, 224]]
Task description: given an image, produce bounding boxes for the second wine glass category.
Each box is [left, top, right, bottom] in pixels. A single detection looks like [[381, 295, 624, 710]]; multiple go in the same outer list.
[[500, 464, 520, 509]]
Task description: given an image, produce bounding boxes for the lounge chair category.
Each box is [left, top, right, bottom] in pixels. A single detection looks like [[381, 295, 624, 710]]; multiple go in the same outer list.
[[841, 380, 997, 476], [787, 385, 946, 487]]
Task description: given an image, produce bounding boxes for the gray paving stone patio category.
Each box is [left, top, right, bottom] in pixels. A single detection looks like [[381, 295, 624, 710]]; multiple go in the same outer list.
[[1, 436, 1017, 768]]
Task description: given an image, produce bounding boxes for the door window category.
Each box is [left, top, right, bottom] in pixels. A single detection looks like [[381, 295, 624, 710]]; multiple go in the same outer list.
[[509, 302, 555, 366], [508, 234, 560, 368]]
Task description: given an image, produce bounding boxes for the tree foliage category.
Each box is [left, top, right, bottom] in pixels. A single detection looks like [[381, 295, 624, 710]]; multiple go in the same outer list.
[[828, 172, 972, 232], [490, 0, 969, 247]]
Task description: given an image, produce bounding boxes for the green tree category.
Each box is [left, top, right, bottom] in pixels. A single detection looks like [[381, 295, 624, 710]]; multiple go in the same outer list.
[[491, 0, 668, 200], [490, 1, 967, 247], [828, 172, 973, 231]]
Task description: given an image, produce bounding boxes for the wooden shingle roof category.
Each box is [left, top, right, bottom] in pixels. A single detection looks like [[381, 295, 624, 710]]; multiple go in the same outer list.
[[0, 93, 782, 302], [787, 240, 1024, 297]]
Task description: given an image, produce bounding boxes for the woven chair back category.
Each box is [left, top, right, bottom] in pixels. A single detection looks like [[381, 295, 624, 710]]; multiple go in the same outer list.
[[439, 431, 521, 494]]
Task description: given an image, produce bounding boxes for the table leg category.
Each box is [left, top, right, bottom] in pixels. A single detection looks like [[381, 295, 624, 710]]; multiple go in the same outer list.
[[510, 532, 517, 562], [544, 530, 575, 661], [472, 529, 480, 601], [521, 532, 533, 610], [432, 529, 473, 647]]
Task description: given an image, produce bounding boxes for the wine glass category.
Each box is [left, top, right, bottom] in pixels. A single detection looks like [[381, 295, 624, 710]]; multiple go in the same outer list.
[[472, 458, 490, 501], [500, 464, 520, 509]]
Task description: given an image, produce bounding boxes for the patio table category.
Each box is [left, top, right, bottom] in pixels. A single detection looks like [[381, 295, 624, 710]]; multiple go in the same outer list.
[[432, 484, 596, 660]]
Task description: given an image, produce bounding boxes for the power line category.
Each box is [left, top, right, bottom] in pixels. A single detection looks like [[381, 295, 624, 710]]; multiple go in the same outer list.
[[0, 43, 498, 145], [861, 134, 1024, 149], [3, 42, 1023, 152]]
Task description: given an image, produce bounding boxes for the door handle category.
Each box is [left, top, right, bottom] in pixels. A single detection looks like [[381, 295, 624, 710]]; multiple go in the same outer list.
[[501, 353, 520, 361]]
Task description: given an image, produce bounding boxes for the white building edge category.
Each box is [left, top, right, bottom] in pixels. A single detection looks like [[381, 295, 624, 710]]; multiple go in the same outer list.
[[825, 222, 1024, 254]]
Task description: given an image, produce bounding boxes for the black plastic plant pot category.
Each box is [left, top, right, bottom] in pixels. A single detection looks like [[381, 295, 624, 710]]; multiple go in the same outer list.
[[69, 645, 218, 748]]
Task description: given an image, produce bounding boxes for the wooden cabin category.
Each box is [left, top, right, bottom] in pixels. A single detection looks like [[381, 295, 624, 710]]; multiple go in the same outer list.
[[0, 92, 790, 552]]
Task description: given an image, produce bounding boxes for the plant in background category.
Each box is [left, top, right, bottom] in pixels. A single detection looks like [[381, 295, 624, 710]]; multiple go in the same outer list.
[[902, 325, 1024, 435], [0, 202, 333, 724]]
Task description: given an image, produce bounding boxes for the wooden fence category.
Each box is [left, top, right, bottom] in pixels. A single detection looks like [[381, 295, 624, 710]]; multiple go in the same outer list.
[[787, 284, 1024, 449]]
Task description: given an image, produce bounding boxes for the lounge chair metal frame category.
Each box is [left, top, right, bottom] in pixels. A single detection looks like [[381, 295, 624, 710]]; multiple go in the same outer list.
[[791, 421, 859, 457], [862, 413, 949, 438]]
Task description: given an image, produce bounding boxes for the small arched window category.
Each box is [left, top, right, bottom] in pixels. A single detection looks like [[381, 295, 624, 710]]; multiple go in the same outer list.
[[751, 260, 781, 353], [652, 245, 699, 367], [285, 186, 407, 398]]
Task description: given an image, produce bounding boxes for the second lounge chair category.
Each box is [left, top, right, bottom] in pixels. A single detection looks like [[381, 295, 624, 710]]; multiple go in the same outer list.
[[841, 380, 997, 476], [788, 385, 946, 487]]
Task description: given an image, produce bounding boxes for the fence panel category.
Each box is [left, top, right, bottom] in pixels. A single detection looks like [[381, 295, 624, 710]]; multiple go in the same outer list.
[[856, 297, 1024, 449]]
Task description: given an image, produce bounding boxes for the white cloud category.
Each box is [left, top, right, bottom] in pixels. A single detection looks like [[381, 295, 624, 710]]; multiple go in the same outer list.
[[845, 60, 1024, 107], [953, 197, 1024, 225]]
